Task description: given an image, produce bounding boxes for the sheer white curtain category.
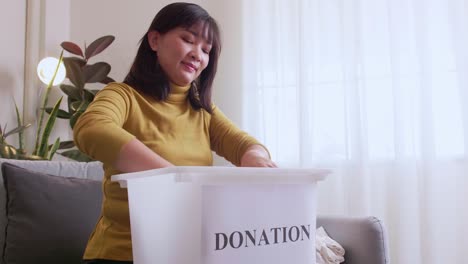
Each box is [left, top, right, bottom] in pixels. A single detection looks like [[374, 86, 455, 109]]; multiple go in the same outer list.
[[241, 0, 468, 263]]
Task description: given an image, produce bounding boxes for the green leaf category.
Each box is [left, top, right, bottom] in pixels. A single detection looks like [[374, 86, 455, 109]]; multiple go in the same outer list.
[[60, 84, 82, 100], [38, 97, 63, 158], [70, 100, 89, 112], [44, 108, 72, 119], [48, 137, 61, 160], [83, 62, 111, 83], [100, 76, 115, 84], [56, 109, 72, 119], [85, 35, 115, 60], [33, 51, 64, 156], [84, 89, 95, 102], [14, 100, 26, 150], [69, 100, 89, 129], [63, 56, 86, 67], [61, 41, 84, 57], [59, 149, 93, 162], [4, 124, 31, 138], [67, 97, 77, 114], [63, 57, 85, 89], [58, 140, 75, 149]]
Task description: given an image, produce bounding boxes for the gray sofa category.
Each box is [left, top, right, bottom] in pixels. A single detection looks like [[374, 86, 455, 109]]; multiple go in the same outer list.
[[0, 158, 389, 264]]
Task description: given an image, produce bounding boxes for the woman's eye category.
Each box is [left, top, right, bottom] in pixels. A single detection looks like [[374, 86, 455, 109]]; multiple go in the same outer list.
[[202, 49, 209, 54], [182, 37, 194, 44]]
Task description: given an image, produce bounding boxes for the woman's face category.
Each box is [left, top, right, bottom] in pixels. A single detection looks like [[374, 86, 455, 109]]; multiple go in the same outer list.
[[148, 23, 212, 86]]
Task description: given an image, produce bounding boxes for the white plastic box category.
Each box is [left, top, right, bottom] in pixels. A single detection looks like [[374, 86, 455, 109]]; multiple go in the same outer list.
[[112, 166, 328, 264]]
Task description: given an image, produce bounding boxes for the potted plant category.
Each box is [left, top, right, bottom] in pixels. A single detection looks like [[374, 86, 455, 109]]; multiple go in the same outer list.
[[1, 54, 65, 161], [0, 35, 116, 162], [46, 35, 116, 161]]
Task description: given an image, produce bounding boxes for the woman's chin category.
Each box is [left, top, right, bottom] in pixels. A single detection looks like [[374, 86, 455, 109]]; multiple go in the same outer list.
[[172, 76, 194, 87], [172, 81, 191, 87]]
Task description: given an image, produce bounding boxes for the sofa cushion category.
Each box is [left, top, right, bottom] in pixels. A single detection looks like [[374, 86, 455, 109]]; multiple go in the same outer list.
[[0, 158, 104, 264], [1, 162, 103, 264]]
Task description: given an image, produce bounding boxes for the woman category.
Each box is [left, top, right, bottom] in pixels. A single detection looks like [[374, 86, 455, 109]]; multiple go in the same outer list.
[[74, 2, 276, 263]]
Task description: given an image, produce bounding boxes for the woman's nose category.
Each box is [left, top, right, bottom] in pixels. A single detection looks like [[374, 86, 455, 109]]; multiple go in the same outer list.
[[190, 49, 201, 61]]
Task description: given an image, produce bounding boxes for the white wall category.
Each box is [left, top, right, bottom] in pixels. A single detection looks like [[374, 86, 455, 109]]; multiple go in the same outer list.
[[0, 1, 26, 144], [206, 1, 244, 125], [1, 0, 70, 151]]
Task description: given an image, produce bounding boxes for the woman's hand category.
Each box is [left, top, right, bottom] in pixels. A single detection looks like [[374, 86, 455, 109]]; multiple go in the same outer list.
[[240, 145, 277, 168], [114, 138, 174, 173]]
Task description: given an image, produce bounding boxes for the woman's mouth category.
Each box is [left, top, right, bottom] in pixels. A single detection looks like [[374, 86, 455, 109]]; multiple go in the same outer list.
[[182, 62, 197, 72]]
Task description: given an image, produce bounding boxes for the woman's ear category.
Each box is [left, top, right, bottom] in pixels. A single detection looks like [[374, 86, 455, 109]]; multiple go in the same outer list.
[[148, 31, 160, 52]]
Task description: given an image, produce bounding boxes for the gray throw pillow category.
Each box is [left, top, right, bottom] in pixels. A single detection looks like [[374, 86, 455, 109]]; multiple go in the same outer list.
[[1, 162, 103, 264]]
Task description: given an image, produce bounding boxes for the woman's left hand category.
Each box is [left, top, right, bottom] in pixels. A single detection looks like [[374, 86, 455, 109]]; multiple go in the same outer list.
[[240, 145, 277, 168]]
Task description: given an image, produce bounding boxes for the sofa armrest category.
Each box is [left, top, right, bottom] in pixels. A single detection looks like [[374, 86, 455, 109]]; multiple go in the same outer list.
[[317, 215, 390, 264]]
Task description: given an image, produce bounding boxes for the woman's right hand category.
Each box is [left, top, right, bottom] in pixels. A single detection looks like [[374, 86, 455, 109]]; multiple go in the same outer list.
[[240, 145, 277, 168], [114, 138, 174, 173]]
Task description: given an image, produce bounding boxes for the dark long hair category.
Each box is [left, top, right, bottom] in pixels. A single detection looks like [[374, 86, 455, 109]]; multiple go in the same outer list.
[[124, 2, 221, 113]]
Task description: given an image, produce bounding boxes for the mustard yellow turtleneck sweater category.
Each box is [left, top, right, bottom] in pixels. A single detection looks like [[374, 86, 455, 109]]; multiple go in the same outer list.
[[73, 82, 261, 261]]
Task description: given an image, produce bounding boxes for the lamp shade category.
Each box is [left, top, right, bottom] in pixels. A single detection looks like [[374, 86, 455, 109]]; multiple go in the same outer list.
[[37, 57, 66, 86]]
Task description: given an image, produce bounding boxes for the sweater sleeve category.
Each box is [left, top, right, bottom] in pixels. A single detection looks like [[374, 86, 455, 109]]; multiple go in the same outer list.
[[73, 83, 136, 165], [209, 105, 267, 166]]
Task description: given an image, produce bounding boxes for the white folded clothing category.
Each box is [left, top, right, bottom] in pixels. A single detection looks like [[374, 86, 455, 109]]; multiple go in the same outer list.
[[316, 226, 345, 264], [317, 226, 345, 256]]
